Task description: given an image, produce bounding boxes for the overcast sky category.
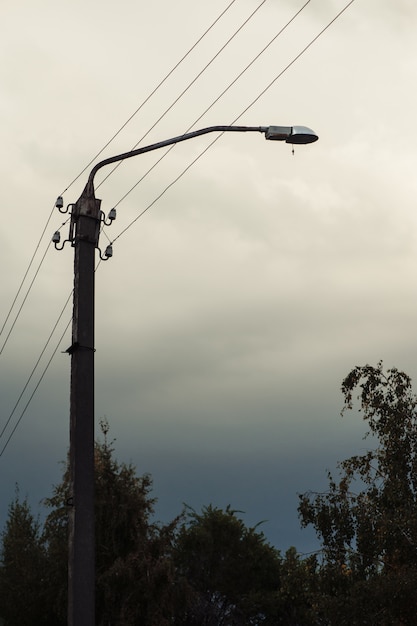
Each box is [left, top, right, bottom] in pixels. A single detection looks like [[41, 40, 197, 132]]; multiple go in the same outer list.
[[1, 0, 417, 554]]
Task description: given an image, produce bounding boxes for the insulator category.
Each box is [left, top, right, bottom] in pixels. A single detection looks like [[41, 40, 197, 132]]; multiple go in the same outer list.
[[105, 245, 113, 258], [55, 196, 64, 209], [52, 231, 61, 244], [108, 208, 116, 221]]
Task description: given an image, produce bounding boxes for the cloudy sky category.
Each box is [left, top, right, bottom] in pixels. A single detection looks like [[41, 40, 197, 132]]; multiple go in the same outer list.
[[1, 0, 417, 554]]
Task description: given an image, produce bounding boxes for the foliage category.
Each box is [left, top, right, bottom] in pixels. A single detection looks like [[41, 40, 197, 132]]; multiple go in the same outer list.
[[5, 363, 417, 623], [0, 488, 52, 626], [298, 362, 417, 624], [0, 420, 324, 624], [275, 547, 319, 625], [42, 422, 183, 626], [173, 504, 283, 625]]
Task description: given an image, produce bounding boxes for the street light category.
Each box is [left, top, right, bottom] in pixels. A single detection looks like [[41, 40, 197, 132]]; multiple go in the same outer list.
[[53, 123, 318, 626]]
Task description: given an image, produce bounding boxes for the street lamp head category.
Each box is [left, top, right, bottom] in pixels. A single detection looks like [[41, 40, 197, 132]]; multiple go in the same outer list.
[[265, 125, 318, 144]]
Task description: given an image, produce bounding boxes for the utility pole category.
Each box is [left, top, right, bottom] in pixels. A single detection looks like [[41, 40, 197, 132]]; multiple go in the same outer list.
[[52, 123, 318, 626], [67, 187, 101, 626]]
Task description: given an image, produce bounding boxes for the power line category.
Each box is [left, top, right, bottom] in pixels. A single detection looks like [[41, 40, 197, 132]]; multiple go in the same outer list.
[[0, 1, 237, 357], [0, 0, 357, 455], [96, 0, 268, 190], [0, 256, 103, 455], [0, 318, 72, 458], [0, 291, 73, 443], [0, 218, 69, 355], [109, 0, 313, 214], [63, 1, 238, 195], [112, 0, 356, 244], [233, 0, 357, 123], [0, 234, 50, 354], [0, 1, 261, 454], [0, 201, 56, 344]]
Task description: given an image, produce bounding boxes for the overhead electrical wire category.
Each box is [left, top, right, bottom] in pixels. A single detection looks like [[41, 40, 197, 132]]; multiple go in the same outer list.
[[0, 248, 107, 456], [0, 0, 266, 413], [62, 0, 239, 195], [0, 0, 265, 364], [1, 0, 354, 452], [0, 0, 238, 356], [0, 316, 72, 458], [0, 201, 56, 343], [96, 0, 268, 190], [0, 0, 265, 452], [1, 0, 357, 455], [233, 0, 357, 124], [0, 291, 73, 448], [111, 0, 356, 245], [109, 0, 313, 218], [0, 255, 106, 454], [0, 216, 71, 356]]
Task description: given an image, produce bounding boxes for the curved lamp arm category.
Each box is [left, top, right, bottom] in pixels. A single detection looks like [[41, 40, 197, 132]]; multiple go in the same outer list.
[[82, 124, 318, 197]]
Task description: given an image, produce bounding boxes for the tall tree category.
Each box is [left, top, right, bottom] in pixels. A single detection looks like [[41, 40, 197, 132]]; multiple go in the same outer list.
[[1, 422, 320, 624], [274, 547, 319, 625], [173, 504, 283, 625], [0, 489, 50, 626], [42, 422, 182, 625], [298, 362, 417, 624]]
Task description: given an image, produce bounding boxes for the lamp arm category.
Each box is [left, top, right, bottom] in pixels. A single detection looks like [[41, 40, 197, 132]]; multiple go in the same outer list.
[[85, 125, 268, 194]]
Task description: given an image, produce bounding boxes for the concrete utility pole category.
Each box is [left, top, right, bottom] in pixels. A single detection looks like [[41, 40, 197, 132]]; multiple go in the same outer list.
[[53, 124, 318, 626], [67, 189, 101, 626]]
